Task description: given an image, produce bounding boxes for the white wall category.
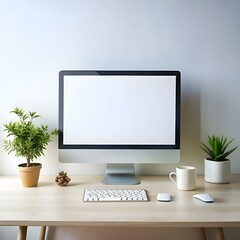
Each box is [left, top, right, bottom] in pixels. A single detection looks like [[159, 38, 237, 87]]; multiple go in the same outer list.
[[0, 1, 240, 239]]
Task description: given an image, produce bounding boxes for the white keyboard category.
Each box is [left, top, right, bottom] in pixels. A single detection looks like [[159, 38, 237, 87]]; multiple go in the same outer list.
[[83, 189, 148, 202]]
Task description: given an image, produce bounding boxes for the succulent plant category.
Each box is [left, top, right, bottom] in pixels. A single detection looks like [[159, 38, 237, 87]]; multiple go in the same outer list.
[[201, 135, 238, 161]]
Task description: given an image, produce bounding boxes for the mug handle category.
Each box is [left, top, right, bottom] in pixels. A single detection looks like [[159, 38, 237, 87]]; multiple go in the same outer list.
[[169, 172, 177, 185]]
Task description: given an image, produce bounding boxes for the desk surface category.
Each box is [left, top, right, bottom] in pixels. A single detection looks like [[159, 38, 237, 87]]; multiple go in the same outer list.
[[0, 175, 240, 228]]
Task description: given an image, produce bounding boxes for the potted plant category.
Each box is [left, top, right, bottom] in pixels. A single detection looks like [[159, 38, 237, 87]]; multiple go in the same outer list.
[[201, 135, 238, 183], [3, 107, 58, 187]]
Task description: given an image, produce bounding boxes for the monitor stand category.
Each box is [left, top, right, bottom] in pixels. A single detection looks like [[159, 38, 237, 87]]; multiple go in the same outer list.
[[101, 163, 140, 185]]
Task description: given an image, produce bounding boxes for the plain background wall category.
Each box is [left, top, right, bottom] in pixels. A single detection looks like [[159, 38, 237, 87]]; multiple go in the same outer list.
[[0, 0, 240, 239]]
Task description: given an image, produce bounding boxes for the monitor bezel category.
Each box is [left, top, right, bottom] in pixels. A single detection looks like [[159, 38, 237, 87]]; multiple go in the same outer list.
[[59, 70, 181, 150]]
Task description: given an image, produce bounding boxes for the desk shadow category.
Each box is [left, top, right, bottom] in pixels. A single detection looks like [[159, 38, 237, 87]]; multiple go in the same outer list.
[[38, 182, 54, 187], [46, 226, 56, 240], [211, 198, 224, 203], [194, 187, 205, 191], [38, 181, 93, 188], [67, 182, 83, 187]]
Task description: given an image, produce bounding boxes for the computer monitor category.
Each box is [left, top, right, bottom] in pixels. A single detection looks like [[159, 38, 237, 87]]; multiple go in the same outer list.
[[58, 70, 181, 185]]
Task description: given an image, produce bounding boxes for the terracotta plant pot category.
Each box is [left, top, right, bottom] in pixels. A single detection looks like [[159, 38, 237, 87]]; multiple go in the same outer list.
[[18, 163, 42, 187], [204, 158, 231, 184]]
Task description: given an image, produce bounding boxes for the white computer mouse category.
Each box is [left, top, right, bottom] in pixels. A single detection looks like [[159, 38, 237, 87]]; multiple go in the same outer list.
[[157, 193, 171, 202], [193, 193, 213, 203]]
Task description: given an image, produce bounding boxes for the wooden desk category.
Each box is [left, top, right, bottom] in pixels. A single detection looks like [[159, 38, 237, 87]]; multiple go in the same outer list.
[[0, 175, 240, 240]]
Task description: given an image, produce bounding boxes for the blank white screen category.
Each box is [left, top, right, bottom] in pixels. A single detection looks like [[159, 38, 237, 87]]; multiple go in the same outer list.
[[63, 75, 176, 145]]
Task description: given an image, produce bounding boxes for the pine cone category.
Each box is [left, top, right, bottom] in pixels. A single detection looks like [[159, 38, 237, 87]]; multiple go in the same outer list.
[[55, 171, 71, 186]]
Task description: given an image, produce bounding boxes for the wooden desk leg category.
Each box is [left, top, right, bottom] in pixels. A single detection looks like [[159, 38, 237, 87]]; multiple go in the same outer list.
[[38, 226, 47, 240], [17, 226, 28, 240], [214, 227, 225, 240], [199, 227, 207, 240]]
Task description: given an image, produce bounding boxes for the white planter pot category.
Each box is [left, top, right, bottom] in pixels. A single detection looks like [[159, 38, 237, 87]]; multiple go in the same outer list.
[[204, 158, 231, 184]]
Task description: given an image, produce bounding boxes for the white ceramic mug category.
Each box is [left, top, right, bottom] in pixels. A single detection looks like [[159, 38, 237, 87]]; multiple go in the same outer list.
[[169, 166, 196, 191]]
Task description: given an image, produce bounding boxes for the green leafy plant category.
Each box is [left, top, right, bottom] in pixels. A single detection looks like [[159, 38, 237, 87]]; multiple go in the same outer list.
[[3, 107, 58, 167], [201, 135, 238, 161]]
